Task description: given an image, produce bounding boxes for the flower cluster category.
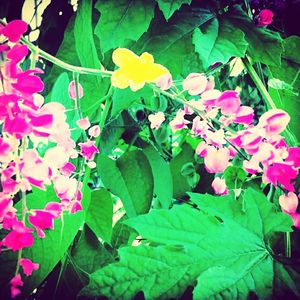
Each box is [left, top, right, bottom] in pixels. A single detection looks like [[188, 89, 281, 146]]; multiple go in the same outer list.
[[154, 72, 300, 226], [0, 20, 98, 297]]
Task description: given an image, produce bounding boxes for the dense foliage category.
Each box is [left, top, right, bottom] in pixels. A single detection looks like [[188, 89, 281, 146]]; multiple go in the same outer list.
[[0, 0, 300, 299]]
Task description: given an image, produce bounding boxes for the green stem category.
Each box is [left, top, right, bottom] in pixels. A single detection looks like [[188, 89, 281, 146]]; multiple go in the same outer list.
[[285, 232, 291, 258], [242, 56, 276, 109]]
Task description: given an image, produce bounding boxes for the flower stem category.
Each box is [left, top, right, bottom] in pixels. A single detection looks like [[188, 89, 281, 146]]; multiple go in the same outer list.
[[285, 232, 291, 258]]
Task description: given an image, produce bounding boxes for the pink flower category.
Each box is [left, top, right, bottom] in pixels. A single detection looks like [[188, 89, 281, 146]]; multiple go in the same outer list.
[[1, 20, 28, 42], [68, 80, 84, 100], [264, 163, 298, 191], [256, 9, 274, 27], [285, 147, 300, 168], [12, 70, 44, 94], [195, 141, 209, 157], [216, 90, 241, 115], [10, 273, 23, 298], [0, 137, 11, 162], [192, 116, 208, 137], [79, 140, 99, 160], [60, 162, 76, 176], [76, 117, 90, 130], [0, 198, 15, 223], [234, 106, 254, 125], [279, 192, 298, 214], [148, 112, 165, 129], [7, 44, 28, 63], [183, 73, 208, 95], [156, 73, 173, 90], [201, 89, 221, 108], [258, 109, 290, 136], [212, 177, 228, 195], [169, 110, 189, 131], [54, 176, 80, 202], [2, 221, 34, 251], [88, 125, 100, 137], [204, 147, 230, 173], [4, 114, 31, 139], [28, 210, 56, 238], [44, 146, 69, 169], [19, 258, 39, 276]]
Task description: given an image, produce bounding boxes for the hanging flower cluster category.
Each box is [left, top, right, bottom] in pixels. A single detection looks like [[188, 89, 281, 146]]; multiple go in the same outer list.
[[0, 20, 98, 298], [153, 72, 300, 227]]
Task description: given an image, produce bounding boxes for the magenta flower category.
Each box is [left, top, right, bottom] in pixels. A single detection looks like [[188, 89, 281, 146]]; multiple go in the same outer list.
[[7, 44, 28, 63], [256, 9, 274, 27], [1, 20, 28, 42], [0, 198, 15, 223], [28, 210, 56, 238], [285, 147, 300, 168], [216, 90, 241, 115], [234, 106, 254, 125], [19, 258, 39, 276], [10, 273, 23, 298], [12, 70, 44, 94], [79, 140, 99, 160]]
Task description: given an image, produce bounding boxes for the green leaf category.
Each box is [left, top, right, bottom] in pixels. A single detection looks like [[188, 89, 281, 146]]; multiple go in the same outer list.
[[111, 85, 153, 117], [224, 165, 247, 189], [169, 143, 194, 198], [226, 6, 283, 66], [97, 151, 154, 217], [81, 189, 292, 299], [193, 17, 248, 69], [156, 0, 192, 21], [95, 0, 155, 53], [189, 188, 293, 239], [85, 188, 113, 243], [268, 36, 300, 143], [143, 145, 173, 209], [133, 6, 214, 77]]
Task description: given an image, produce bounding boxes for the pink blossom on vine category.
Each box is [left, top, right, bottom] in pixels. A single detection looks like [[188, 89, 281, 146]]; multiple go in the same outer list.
[[156, 73, 173, 90], [60, 162, 76, 176], [1, 20, 28, 42], [212, 177, 228, 195], [195, 141, 209, 157], [28, 210, 56, 238], [0, 137, 12, 162], [286, 147, 300, 168], [2, 220, 34, 251], [77, 117, 90, 130], [68, 80, 84, 100], [169, 109, 189, 131], [256, 9, 274, 27], [192, 116, 208, 136], [279, 192, 298, 214], [216, 90, 241, 115], [204, 147, 230, 173], [88, 125, 100, 137], [148, 112, 165, 129], [44, 146, 70, 169], [258, 109, 290, 136], [10, 273, 23, 298], [12, 69, 44, 94], [79, 140, 99, 160], [183, 73, 208, 95], [201, 89, 221, 109], [263, 163, 298, 191], [19, 258, 39, 276], [7, 44, 28, 63], [234, 106, 254, 125], [0, 198, 15, 223]]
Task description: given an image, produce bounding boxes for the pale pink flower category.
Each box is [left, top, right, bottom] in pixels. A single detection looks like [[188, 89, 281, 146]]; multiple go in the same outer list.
[[148, 112, 165, 129], [169, 110, 189, 131], [156, 73, 172, 90], [76, 117, 90, 130], [204, 147, 230, 173], [279, 192, 298, 214], [195, 141, 209, 157], [19, 258, 39, 276], [234, 106, 254, 125], [192, 116, 208, 137], [88, 125, 100, 137], [212, 177, 228, 195], [183, 73, 208, 95], [68, 80, 84, 100], [201, 89, 221, 108], [44, 146, 69, 169]]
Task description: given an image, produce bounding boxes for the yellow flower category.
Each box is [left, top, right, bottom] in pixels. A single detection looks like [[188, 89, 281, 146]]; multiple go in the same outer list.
[[111, 48, 169, 91]]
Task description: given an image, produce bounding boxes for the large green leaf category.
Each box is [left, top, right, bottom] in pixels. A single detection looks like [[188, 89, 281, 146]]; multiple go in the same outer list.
[[268, 36, 300, 143], [169, 143, 194, 198], [226, 6, 283, 66], [81, 189, 294, 299], [193, 17, 248, 69], [143, 145, 173, 209], [85, 188, 113, 243], [133, 6, 214, 77], [95, 0, 155, 54], [156, 0, 192, 21], [97, 151, 154, 217]]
